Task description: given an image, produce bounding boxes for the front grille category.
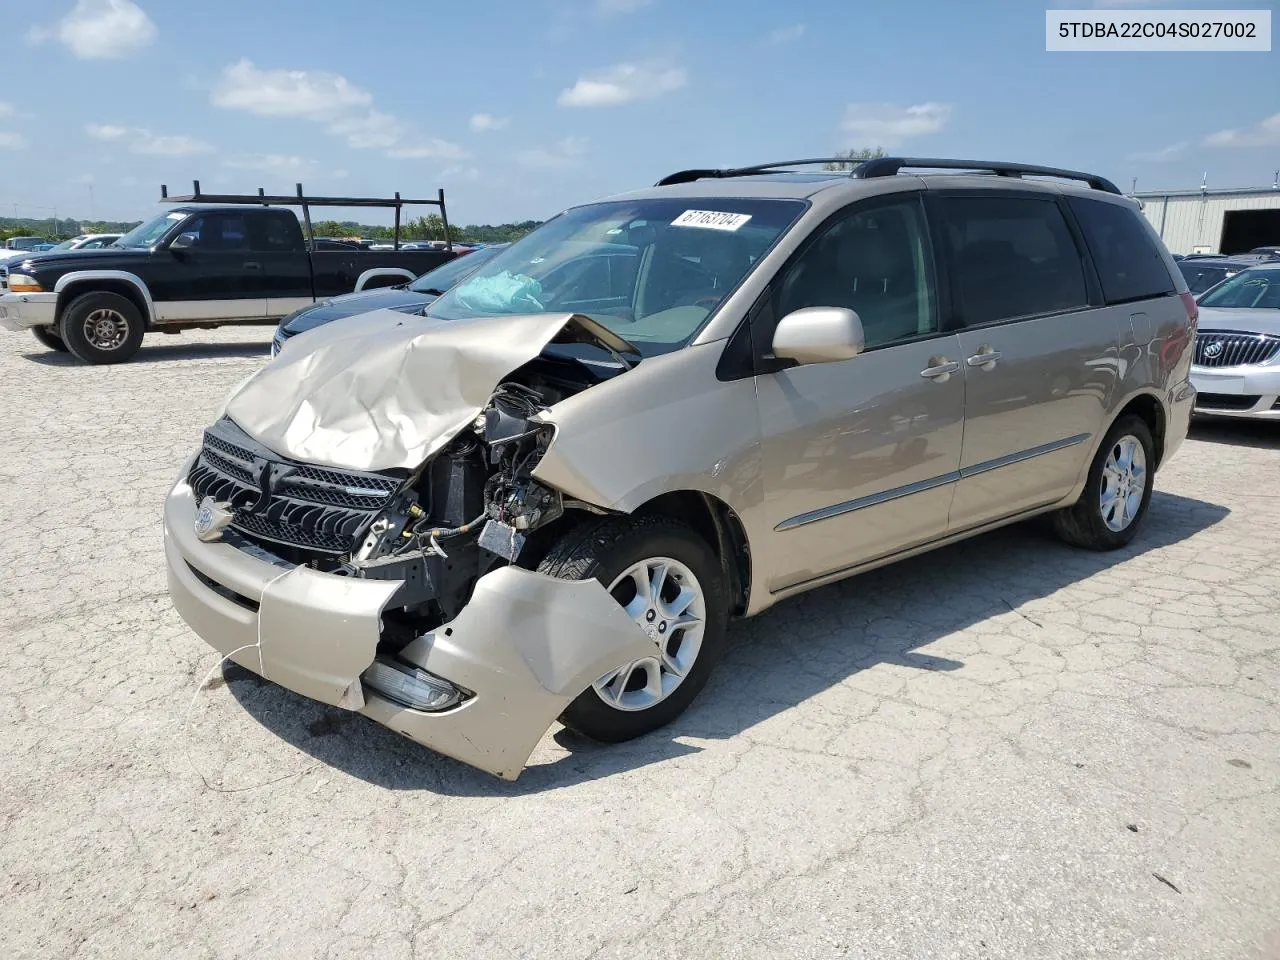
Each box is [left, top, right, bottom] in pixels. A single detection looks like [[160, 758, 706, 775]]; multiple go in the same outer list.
[[187, 417, 405, 556], [1195, 393, 1261, 411], [1194, 331, 1280, 368]]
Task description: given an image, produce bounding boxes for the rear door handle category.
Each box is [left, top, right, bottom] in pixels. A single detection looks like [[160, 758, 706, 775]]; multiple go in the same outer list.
[[966, 347, 1002, 370], [243, 261, 262, 271], [920, 359, 960, 382]]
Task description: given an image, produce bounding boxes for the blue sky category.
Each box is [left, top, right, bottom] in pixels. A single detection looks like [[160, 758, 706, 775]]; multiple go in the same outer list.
[[1, 0, 1277, 227]]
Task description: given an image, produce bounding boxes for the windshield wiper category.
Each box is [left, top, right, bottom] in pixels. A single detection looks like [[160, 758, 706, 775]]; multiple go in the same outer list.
[[416, 287, 446, 296]]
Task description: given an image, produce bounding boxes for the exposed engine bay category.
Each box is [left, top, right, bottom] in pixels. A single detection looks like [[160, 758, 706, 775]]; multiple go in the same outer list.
[[188, 350, 627, 646]]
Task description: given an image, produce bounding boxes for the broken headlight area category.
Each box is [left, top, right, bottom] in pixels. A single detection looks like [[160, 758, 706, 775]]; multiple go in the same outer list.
[[187, 358, 610, 651]]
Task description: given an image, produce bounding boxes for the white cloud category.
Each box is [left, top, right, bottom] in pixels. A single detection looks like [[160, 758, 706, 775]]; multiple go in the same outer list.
[[386, 139, 469, 160], [327, 110, 405, 149], [0, 132, 28, 150], [558, 60, 687, 108], [766, 24, 806, 45], [211, 59, 456, 158], [1204, 112, 1280, 149], [1127, 141, 1188, 163], [70, 173, 96, 184], [211, 59, 372, 120], [223, 154, 318, 176], [469, 112, 510, 133], [840, 102, 950, 147], [440, 165, 481, 182], [86, 122, 212, 156], [28, 0, 157, 60], [0, 102, 12, 118], [595, 0, 651, 14], [515, 137, 588, 170], [85, 122, 128, 140]]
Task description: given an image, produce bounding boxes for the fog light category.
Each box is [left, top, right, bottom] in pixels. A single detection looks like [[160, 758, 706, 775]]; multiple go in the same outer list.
[[361, 658, 468, 712]]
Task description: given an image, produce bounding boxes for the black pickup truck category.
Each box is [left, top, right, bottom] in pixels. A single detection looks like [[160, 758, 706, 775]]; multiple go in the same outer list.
[[0, 204, 455, 363]]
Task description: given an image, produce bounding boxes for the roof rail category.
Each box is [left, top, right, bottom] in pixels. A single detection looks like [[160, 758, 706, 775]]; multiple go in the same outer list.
[[158, 180, 452, 250], [655, 159, 858, 186], [853, 158, 1121, 194], [655, 157, 1121, 195]]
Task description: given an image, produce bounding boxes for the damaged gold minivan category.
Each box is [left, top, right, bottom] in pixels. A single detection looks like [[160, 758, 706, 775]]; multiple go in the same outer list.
[[164, 158, 1197, 779]]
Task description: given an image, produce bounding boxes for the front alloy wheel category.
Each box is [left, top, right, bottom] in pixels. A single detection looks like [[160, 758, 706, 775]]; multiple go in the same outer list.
[[593, 557, 706, 711], [537, 516, 728, 742]]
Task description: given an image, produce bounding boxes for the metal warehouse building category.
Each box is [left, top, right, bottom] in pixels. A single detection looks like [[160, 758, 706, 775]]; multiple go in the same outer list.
[[1134, 185, 1280, 256]]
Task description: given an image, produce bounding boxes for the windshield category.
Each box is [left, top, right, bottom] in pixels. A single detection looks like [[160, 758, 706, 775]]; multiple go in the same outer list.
[[50, 237, 84, 251], [1198, 269, 1280, 310], [408, 244, 505, 293], [426, 198, 807, 356], [114, 212, 186, 249]]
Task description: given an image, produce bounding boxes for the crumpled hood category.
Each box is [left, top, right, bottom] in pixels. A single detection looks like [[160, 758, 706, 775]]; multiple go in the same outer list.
[[225, 308, 632, 472]]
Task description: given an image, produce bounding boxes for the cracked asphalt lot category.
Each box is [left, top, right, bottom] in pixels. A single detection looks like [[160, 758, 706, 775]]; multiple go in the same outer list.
[[3, 329, 1279, 960]]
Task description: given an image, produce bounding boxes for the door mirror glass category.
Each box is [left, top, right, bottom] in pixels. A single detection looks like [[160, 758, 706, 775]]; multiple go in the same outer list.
[[772, 307, 864, 364], [169, 232, 197, 251]]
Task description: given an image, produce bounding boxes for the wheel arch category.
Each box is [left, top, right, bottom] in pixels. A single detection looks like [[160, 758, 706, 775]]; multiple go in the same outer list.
[[629, 490, 752, 618], [54, 271, 155, 328], [1113, 391, 1167, 468]]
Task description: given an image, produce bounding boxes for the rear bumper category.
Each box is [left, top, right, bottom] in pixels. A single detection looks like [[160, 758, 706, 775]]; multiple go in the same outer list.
[[1191, 364, 1280, 420], [0, 292, 57, 331], [164, 472, 652, 780]]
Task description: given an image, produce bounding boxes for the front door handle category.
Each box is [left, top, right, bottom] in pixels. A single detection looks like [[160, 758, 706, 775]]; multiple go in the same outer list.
[[920, 358, 960, 382], [966, 346, 1002, 370], [243, 261, 262, 271]]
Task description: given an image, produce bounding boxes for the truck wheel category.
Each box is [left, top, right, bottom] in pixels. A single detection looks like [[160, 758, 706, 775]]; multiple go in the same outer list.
[[537, 516, 729, 743], [1053, 415, 1155, 551], [31, 326, 69, 352], [59, 292, 145, 365]]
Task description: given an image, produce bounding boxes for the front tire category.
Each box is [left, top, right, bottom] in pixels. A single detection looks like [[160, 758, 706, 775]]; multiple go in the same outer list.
[[1053, 415, 1155, 550], [59, 291, 145, 365], [30, 326, 69, 352], [537, 516, 729, 743]]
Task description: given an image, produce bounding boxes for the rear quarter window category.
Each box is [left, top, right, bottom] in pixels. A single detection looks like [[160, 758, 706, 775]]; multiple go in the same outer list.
[[1067, 197, 1173, 304]]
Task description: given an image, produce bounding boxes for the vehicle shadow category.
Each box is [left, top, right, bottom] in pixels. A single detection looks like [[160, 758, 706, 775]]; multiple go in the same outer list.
[[1188, 419, 1280, 450], [21, 340, 269, 366], [224, 489, 1229, 796]]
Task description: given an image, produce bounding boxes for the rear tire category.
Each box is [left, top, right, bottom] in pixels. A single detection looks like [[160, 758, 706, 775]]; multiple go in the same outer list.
[[59, 291, 145, 365], [30, 326, 69, 352], [1053, 415, 1155, 551], [537, 516, 729, 743]]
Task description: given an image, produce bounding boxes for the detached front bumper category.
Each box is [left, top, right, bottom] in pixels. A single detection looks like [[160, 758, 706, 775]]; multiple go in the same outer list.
[[0, 292, 57, 331], [1191, 364, 1280, 420], [164, 476, 653, 780]]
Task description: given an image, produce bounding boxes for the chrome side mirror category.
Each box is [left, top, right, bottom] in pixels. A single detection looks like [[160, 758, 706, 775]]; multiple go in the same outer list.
[[771, 307, 864, 365]]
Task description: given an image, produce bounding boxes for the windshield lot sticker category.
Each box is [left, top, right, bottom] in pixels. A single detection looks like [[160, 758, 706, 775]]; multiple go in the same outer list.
[[671, 210, 752, 232]]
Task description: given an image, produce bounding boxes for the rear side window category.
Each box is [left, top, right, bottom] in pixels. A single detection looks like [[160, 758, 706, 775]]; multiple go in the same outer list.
[[251, 213, 302, 252], [1067, 197, 1173, 304], [936, 195, 1089, 326]]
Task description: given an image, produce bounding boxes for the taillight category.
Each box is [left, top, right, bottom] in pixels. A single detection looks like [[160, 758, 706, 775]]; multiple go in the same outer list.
[[1179, 291, 1199, 329]]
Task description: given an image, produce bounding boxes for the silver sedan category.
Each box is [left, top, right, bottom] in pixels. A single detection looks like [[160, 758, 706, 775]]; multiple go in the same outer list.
[[1191, 263, 1280, 420]]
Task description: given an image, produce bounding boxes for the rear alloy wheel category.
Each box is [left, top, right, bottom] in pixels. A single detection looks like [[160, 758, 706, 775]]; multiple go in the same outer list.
[[59, 291, 145, 365], [1053, 415, 1155, 550], [538, 516, 728, 742], [30, 326, 69, 352]]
